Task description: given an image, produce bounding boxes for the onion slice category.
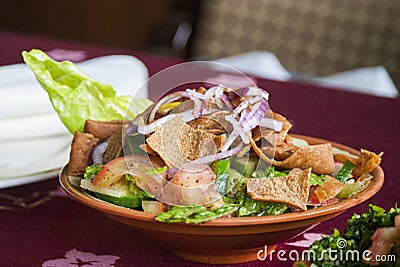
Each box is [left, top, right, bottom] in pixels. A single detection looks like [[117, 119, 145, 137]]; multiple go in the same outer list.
[[191, 142, 244, 165], [259, 118, 283, 132], [92, 140, 109, 164], [148, 91, 187, 123], [138, 110, 195, 134]]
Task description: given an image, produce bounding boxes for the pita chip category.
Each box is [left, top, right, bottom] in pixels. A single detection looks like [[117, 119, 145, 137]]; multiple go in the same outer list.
[[247, 168, 311, 211]]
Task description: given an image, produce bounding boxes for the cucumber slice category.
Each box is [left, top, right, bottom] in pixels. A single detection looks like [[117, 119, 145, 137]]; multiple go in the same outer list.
[[232, 157, 258, 177], [94, 192, 142, 208]]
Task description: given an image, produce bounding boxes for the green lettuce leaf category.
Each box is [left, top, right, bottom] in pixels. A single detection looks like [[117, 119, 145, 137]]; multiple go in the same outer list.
[[22, 49, 152, 133], [155, 204, 239, 224]]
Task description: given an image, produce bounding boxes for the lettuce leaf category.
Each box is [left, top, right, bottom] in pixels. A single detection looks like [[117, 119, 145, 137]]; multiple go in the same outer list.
[[155, 204, 239, 224], [22, 49, 152, 133]]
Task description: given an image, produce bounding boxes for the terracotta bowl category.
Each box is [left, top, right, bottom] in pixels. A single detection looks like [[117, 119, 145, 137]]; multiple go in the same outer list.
[[59, 135, 384, 264]]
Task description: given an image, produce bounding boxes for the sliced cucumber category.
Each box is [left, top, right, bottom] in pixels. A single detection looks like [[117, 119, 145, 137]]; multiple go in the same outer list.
[[232, 157, 258, 177], [94, 192, 142, 208], [227, 168, 245, 194]]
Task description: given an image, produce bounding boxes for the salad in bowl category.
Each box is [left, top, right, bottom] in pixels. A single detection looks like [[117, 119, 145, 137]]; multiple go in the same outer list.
[[69, 85, 382, 224], [23, 49, 386, 264], [23, 49, 383, 225]]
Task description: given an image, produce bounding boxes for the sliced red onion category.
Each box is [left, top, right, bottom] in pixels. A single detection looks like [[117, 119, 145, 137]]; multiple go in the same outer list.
[[204, 85, 218, 99], [191, 142, 244, 165], [193, 99, 204, 118], [233, 96, 261, 115], [222, 99, 269, 151], [221, 114, 249, 151], [186, 89, 207, 100], [166, 167, 178, 179], [138, 110, 195, 134], [233, 87, 249, 98], [148, 91, 187, 123], [214, 85, 225, 108], [126, 124, 138, 135], [92, 140, 109, 164], [239, 100, 269, 132], [260, 89, 269, 101], [259, 118, 283, 132], [203, 86, 217, 109], [220, 93, 233, 110], [246, 86, 262, 97]]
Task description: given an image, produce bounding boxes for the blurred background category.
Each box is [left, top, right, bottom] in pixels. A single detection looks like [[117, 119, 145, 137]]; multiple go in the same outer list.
[[1, 0, 399, 88]]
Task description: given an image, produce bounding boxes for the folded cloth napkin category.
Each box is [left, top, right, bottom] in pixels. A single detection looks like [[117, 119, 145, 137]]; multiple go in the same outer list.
[[0, 51, 149, 183], [214, 51, 292, 82], [0, 53, 150, 137], [214, 51, 399, 98], [314, 66, 399, 98]]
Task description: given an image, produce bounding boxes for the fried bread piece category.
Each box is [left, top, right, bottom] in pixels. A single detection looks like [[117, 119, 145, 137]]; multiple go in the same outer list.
[[146, 116, 225, 168], [247, 168, 311, 211], [313, 175, 345, 203], [102, 131, 123, 163], [274, 143, 335, 175], [334, 149, 383, 177], [84, 119, 123, 142], [68, 131, 99, 176]]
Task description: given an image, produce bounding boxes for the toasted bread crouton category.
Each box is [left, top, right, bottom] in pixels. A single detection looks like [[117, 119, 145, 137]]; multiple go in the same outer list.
[[247, 168, 311, 211], [84, 119, 124, 142], [68, 131, 99, 176], [102, 131, 123, 164], [146, 115, 225, 168]]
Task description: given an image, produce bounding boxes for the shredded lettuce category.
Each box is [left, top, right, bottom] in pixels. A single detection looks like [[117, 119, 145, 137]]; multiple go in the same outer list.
[[224, 188, 291, 217], [252, 166, 326, 186], [84, 164, 104, 180], [309, 173, 327, 186], [211, 158, 231, 195], [22, 49, 152, 133], [155, 204, 239, 224]]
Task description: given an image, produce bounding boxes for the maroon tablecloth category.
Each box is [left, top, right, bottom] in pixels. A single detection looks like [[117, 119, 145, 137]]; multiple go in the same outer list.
[[1, 30, 399, 267]]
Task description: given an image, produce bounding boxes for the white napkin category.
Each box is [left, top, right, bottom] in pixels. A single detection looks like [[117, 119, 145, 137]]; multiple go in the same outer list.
[[214, 51, 399, 98], [0, 53, 149, 184], [315, 66, 399, 98], [0, 54, 149, 121], [214, 51, 292, 82]]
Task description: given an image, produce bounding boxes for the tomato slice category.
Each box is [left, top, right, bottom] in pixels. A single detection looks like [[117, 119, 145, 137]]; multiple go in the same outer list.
[[93, 155, 163, 188]]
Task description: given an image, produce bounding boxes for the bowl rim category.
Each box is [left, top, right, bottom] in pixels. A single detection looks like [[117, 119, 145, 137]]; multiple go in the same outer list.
[[59, 134, 384, 227]]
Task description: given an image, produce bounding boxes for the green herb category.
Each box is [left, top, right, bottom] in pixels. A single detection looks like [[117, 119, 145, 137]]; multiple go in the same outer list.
[[84, 164, 104, 179], [211, 158, 231, 195], [235, 192, 290, 217], [308, 204, 400, 267], [124, 175, 154, 199], [22, 49, 152, 133], [309, 173, 326, 186], [335, 161, 354, 182], [145, 166, 167, 175], [251, 166, 289, 178], [253, 166, 325, 186], [155, 204, 239, 224]]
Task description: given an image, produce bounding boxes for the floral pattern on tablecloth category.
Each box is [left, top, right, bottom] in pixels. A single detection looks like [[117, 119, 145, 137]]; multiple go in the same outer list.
[[42, 248, 120, 267]]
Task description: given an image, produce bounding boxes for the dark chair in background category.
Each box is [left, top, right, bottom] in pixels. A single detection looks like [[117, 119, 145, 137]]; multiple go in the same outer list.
[[189, 0, 400, 88]]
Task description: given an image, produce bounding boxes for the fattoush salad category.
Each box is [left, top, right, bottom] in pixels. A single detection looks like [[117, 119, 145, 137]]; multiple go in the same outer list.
[[23, 49, 383, 224]]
